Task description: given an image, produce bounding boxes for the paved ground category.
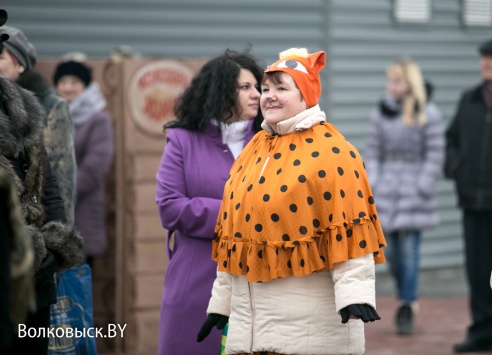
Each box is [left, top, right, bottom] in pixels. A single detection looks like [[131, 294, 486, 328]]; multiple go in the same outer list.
[[365, 296, 474, 355], [103, 267, 491, 355]]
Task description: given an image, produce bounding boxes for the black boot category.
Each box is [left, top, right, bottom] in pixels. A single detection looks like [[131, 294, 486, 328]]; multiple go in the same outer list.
[[454, 338, 492, 353], [395, 303, 413, 335]]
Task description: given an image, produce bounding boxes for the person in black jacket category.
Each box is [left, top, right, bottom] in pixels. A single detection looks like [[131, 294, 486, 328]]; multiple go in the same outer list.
[[0, 30, 85, 354], [445, 38, 492, 353]]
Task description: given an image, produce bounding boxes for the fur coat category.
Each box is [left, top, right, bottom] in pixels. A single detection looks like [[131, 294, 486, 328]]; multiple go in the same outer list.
[[17, 70, 76, 225], [0, 75, 85, 308], [0, 169, 35, 345]]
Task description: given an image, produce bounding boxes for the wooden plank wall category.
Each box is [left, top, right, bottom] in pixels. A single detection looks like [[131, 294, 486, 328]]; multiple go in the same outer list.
[[37, 58, 203, 352]]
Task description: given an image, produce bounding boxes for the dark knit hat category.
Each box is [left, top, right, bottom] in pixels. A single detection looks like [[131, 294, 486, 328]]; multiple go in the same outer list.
[[53, 60, 92, 87], [479, 39, 492, 56], [0, 9, 7, 28], [0, 25, 37, 70], [0, 10, 8, 52]]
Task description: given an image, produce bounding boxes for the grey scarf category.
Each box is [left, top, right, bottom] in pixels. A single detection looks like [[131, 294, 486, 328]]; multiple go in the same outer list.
[[69, 82, 107, 125]]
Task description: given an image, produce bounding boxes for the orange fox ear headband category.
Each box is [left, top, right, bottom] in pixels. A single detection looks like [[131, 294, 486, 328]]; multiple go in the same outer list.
[[265, 48, 326, 108]]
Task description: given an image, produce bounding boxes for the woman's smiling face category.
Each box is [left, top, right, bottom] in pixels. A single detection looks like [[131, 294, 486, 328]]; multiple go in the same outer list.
[[260, 72, 307, 129]]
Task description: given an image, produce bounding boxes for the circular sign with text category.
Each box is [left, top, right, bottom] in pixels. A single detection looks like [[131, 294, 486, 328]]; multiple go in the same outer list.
[[127, 60, 194, 136]]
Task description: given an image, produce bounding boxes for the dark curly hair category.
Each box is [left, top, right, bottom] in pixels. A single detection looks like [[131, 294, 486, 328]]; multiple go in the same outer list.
[[164, 49, 264, 133]]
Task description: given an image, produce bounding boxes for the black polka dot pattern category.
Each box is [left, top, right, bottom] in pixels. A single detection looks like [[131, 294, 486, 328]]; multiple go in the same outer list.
[[212, 123, 386, 283]]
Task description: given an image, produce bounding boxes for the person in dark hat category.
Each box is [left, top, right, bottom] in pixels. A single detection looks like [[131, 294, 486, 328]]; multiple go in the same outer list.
[[53, 60, 92, 101], [53, 59, 114, 267], [445, 38, 492, 353], [479, 39, 492, 57], [0, 24, 76, 227], [0, 10, 85, 355]]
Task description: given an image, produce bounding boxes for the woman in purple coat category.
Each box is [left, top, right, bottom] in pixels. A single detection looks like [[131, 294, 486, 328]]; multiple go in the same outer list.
[[155, 49, 264, 355], [54, 60, 115, 266]]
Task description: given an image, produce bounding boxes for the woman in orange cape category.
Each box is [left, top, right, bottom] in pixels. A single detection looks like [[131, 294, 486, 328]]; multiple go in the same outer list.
[[198, 48, 386, 355]]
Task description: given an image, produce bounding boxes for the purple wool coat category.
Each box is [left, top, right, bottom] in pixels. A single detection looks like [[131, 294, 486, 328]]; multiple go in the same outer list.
[[155, 120, 256, 355]]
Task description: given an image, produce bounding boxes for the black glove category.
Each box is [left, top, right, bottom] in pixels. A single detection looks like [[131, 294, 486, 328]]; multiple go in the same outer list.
[[340, 304, 380, 324], [196, 313, 229, 342]]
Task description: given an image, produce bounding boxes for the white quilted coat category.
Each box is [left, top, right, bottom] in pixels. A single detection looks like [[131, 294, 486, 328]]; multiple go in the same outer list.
[[207, 253, 376, 355]]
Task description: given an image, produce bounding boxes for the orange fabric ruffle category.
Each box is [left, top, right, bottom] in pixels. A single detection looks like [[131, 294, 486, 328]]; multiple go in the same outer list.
[[212, 121, 386, 283]]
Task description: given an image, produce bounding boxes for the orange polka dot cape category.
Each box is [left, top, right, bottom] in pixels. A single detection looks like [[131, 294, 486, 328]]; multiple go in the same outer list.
[[212, 121, 386, 283]]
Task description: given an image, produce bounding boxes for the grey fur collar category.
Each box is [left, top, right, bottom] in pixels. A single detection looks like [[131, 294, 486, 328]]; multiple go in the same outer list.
[[0, 75, 45, 158], [0, 76, 46, 224]]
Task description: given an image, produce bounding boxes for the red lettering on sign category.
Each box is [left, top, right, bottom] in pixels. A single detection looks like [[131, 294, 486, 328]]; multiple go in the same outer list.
[[143, 94, 175, 121], [138, 69, 189, 90]]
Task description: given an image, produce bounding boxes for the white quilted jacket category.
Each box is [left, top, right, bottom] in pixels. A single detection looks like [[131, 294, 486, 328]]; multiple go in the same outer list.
[[207, 253, 376, 355]]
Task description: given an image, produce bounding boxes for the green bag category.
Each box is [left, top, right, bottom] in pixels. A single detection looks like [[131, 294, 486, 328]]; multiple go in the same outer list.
[[220, 323, 228, 355]]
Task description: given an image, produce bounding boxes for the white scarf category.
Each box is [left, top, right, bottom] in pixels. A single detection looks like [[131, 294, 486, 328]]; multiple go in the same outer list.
[[211, 119, 249, 159], [261, 104, 326, 135]]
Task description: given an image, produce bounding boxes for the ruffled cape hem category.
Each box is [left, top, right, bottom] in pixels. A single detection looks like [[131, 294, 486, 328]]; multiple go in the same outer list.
[[212, 216, 386, 283]]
